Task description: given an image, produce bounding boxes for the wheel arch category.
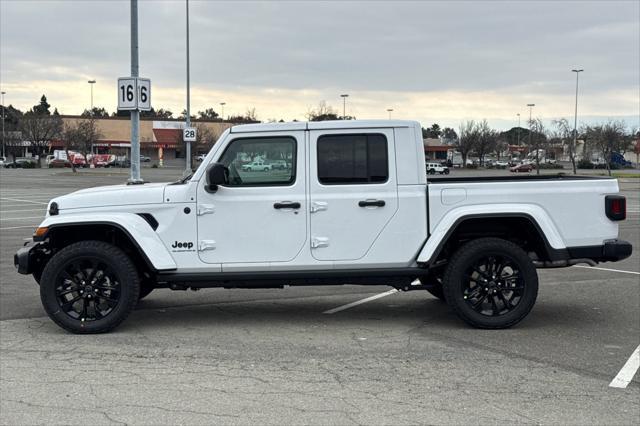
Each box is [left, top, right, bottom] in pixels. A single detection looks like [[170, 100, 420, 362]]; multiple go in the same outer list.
[[37, 214, 177, 274], [418, 212, 568, 266]]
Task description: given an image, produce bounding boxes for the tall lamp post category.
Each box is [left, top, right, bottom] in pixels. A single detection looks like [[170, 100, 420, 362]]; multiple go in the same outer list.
[[184, 0, 192, 175], [572, 69, 583, 174], [128, 0, 143, 183], [1, 91, 5, 159], [516, 113, 521, 145], [220, 102, 226, 121], [87, 80, 96, 113], [386, 108, 393, 119], [340, 94, 349, 119]]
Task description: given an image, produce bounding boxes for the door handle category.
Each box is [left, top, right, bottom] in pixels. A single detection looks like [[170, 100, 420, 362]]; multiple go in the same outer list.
[[274, 201, 301, 209], [358, 200, 385, 208]]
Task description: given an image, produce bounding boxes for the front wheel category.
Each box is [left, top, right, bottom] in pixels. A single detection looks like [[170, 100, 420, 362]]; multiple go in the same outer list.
[[442, 238, 538, 329], [39, 241, 140, 334]]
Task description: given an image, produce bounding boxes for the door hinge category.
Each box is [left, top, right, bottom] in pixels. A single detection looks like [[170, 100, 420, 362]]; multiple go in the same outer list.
[[197, 204, 215, 216], [198, 240, 216, 251], [310, 201, 328, 213], [311, 237, 329, 249]]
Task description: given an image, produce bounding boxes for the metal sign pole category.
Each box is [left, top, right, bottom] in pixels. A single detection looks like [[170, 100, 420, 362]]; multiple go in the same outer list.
[[129, 0, 143, 184], [184, 0, 192, 175]]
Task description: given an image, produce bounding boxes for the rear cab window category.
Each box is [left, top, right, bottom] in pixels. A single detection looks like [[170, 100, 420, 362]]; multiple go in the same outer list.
[[316, 133, 388, 184]]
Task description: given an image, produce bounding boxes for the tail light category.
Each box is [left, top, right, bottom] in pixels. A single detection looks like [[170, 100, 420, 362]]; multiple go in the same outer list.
[[605, 195, 626, 221]]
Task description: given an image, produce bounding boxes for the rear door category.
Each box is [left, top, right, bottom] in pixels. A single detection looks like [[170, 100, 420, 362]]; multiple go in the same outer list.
[[308, 129, 398, 261]]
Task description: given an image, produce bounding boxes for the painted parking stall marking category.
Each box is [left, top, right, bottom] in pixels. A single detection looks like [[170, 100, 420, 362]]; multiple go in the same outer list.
[[323, 289, 399, 314], [609, 345, 640, 389], [573, 265, 640, 276]]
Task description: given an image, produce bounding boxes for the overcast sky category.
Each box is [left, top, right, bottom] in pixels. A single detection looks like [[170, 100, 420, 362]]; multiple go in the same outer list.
[[1, 0, 638, 130]]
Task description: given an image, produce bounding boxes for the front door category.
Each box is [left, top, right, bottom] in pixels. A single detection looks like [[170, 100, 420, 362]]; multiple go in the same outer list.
[[309, 129, 398, 261], [196, 132, 307, 264]]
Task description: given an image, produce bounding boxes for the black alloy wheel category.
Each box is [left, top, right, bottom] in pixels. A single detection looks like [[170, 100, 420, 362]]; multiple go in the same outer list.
[[443, 238, 538, 329], [40, 241, 140, 334]]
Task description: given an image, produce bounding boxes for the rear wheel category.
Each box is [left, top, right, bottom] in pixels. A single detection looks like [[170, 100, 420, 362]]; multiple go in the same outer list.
[[442, 238, 538, 329], [39, 241, 140, 334]]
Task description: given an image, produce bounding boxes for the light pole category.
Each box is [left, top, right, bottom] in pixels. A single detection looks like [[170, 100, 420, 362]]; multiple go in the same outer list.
[[526, 103, 535, 144], [340, 94, 349, 119], [386, 108, 393, 119], [184, 0, 192, 175], [1, 91, 5, 159], [572, 69, 583, 173], [220, 102, 226, 121], [87, 80, 96, 113], [516, 113, 521, 145], [128, 0, 143, 184]]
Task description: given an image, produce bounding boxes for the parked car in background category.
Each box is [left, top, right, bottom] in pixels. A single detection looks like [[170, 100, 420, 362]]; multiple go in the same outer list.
[[109, 156, 131, 168], [48, 158, 71, 168], [140, 155, 151, 162], [196, 154, 207, 162], [494, 160, 509, 169], [510, 163, 533, 173], [4, 158, 36, 168], [242, 161, 272, 171], [270, 160, 290, 170], [426, 162, 450, 175], [0, 156, 6, 168]]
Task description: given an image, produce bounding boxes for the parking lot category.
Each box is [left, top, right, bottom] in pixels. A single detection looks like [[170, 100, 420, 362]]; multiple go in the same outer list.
[[1, 166, 638, 425]]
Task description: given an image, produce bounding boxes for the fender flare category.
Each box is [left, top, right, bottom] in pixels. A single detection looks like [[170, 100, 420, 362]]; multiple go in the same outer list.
[[38, 213, 177, 271], [417, 204, 566, 264]]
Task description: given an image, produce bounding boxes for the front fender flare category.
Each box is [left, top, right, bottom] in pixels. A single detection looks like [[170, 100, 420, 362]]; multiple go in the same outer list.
[[38, 213, 177, 271], [417, 204, 566, 264]]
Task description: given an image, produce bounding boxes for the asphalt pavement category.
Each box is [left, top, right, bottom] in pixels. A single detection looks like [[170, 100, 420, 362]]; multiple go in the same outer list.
[[0, 166, 638, 425]]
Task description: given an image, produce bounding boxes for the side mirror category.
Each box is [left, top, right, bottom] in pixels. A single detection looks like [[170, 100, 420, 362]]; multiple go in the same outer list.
[[206, 162, 228, 193]]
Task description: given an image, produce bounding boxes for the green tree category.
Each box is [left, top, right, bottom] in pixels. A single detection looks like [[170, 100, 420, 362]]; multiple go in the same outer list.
[[81, 107, 110, 118], [197, 108, 220, 120], [33, 95, 51, 115], [422, 123, 442, 139]]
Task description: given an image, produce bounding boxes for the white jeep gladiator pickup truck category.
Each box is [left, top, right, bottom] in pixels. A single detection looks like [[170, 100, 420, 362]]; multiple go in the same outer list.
[[15, 120, 632, 333]]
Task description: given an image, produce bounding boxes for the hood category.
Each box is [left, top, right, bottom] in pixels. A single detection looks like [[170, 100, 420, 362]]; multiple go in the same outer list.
[[51, 182, 168, 211]]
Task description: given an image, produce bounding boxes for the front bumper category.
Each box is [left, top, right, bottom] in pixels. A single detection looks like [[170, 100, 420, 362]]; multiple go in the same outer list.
[[14, 242, 46, 275], [567, 239, 633, 263]]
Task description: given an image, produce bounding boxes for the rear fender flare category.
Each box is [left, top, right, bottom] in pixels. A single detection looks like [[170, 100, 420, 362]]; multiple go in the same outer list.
[[418, 204, 565, 264]]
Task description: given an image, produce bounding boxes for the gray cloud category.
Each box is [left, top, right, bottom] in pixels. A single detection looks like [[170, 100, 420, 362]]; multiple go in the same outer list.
[[1, 0, 638, 128]]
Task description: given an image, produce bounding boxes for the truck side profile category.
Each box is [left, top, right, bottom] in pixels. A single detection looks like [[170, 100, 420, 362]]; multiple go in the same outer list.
[[15, 120, 632, 333]]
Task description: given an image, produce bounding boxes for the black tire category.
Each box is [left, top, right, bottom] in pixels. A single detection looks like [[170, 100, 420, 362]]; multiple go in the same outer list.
[[444, 169, 450, 175], [442, 238, 538, 329], [419, 275, 446, 302], [428, 169, 436, 175], [40, 240, 140, 334]]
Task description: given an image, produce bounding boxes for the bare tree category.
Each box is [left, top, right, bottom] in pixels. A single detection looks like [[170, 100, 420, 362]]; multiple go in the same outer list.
[[475, 120, 498, 166], [306, 101, 339, 121], [456, 120, 479, 168], [586, 121, 627, 176], [19, 111, 62, 167], [552, 118, 577, 174], [61, 122, 82, 172], [76, 118, 102, 164], [529, 118, 547, 175]]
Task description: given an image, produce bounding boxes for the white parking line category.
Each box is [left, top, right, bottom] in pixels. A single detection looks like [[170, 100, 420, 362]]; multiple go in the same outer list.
[[573, 265, 640, 276], [0, 208, 44, 213], [0, 225, 38, 230], [0, 197, 47, 205], [323, 289, 399, 314], [609, 345, 640, 389], [1, 216, 45, 221]]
